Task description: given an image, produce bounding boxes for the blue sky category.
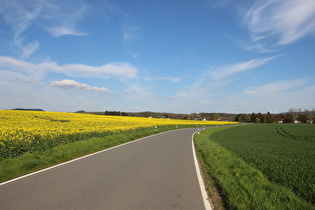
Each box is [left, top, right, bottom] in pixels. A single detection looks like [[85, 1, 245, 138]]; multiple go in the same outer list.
[[0, 0, 314, 113]]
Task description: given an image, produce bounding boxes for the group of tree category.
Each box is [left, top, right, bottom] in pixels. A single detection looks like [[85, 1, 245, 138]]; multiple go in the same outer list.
[[82, 110, 236, 121], [76, 108, 314, 123], [129, 112, 236, 121], [236, 108, 315, 123], [283, 108, 315, 123], [12, 108, 45, 111], [237, 112, 283, 123], [104, 110, 129, 116]]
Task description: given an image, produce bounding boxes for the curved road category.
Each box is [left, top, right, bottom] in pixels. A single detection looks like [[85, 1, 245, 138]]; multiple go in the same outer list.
[[0, 128, 209, 209]]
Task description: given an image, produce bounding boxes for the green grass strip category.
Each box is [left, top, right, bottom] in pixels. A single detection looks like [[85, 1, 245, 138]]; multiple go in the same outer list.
[[194, 127, 313, 209]]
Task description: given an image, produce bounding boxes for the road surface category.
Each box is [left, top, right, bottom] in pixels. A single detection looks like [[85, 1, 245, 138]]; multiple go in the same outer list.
[[0, 128, 209, 209]]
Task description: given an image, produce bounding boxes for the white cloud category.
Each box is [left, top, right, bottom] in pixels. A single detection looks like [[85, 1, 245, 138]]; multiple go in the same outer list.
[[121, 23, 141, 58], [59, 63, 138, 79], [243, 0, 315, 48], [205, 0, 232, 8], [245, 79, 309, 97], [51, 80, 111, 93], [41, 1, 89, 37], [0, 0, 89, 58], [244, 43, 275, 53], [21, 41, 40, 59], [210, 56, 276, 80], [124, 83, 152, 98], [0, 69, 31, 83], [45, 26, 86, 37], [0, 56, 138, 79], [161, 77, 181, 83], [175, 78, 213, 106], [0, 0, 41, 58], [0, 0, 41, 40], [121, 23, 141, 43], [0, 75, 112, 111], [226, 78, 315, 113], [143, 76, 182, 82]]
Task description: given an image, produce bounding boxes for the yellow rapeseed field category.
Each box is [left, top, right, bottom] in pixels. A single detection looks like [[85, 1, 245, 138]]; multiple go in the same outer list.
[[0, 110, 236, 158]]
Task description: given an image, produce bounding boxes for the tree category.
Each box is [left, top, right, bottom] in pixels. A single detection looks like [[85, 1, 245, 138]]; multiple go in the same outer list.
[[257, 112, 263, 123], [210, 113, 219, 121], [283, 112, 294, 123], [266, 112, 271, 123], [236, 114, 250, 123], [275, 114, 283, 123], [304, 109, 310, 122], [289, 108, 297, 115], [182, 115, 189, 120], [250, 112, 256, 123], [297, 113, 307, 123], [191, 113, 198, 120]]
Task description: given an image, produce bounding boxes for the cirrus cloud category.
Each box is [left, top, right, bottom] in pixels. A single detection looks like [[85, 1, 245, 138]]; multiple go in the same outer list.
[[243, 0, 315, 51], [0, 0, 89, 58], [0, 56, 138, 80], [143, 76, 182, 83], [245, 78, 309, 97], [210, 56, 276, 80]]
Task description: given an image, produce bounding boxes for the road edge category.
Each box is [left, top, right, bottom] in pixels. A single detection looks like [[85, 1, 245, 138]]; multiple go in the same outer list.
[[192, 131, 212, 210]]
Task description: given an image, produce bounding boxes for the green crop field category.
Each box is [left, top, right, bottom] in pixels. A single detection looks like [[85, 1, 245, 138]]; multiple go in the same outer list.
[[194, 124, 315, 209]]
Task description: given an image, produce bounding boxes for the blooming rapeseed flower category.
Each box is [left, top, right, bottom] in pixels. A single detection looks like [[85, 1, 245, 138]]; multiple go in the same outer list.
[[0, 110, 236, 158]]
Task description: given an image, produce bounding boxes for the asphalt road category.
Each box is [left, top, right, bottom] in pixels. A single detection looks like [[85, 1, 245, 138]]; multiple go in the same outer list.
[[0, 128, 208, 210]]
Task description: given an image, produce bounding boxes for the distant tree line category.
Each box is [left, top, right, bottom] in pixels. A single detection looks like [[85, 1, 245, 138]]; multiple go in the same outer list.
[[77, 108, 314, 123], [102, 111, 237, 121], [12, 108, 45, 111], [236, 108, 315, 123]]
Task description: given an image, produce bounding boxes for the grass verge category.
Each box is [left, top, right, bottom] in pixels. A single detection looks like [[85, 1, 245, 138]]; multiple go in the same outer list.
[[194, 127, 314, 209]]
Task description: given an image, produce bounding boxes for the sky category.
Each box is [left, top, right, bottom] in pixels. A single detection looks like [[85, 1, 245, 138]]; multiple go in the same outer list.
[[0, 0, 315, 114]]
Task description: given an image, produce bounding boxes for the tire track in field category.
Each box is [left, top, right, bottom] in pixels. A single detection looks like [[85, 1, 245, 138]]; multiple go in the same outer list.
[[275, 125, 311, 141]]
